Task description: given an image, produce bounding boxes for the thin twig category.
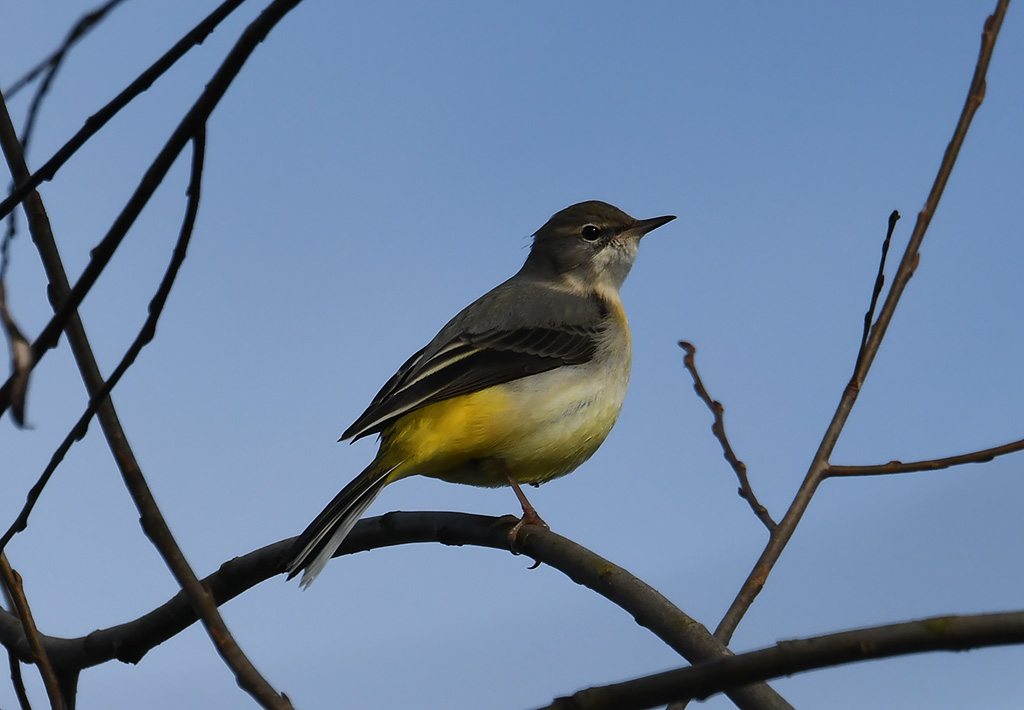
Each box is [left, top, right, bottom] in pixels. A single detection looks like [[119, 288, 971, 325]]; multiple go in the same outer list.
[[854, 210, 900, 373], [540, 609, 1024, 710], [7, 646, 33, 710], [0, 512, 792, 710], [113, 130, 287, 701], [0, 0, 279, 421], [3, 0, 128, 100], [3, 0, 130, 280], [679, 341, 775, 530], [0, 126, 204, 555], [17, 0, 130, 156], [0, 0, 249, 223], [826, 435, 1024, 477], [3, 590, 33, 710], [0, 283, 31, 425], [0, 555, 63, 710], [714, 0, 1010, 646], [1, 8, 304, 699]]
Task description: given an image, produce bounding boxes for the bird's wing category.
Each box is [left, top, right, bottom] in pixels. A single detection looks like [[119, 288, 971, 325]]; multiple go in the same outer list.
[[341, 321, 603, 441]]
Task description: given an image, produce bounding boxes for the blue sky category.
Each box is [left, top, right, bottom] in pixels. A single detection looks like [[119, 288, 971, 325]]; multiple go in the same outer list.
[[1, 1, 1023, 708]]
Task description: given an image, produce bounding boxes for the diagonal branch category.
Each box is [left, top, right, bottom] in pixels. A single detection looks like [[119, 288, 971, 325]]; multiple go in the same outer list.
[[92, 133, 294, 710], [4, 0, 128, 101], [679, 341, 775, 531], [0, 0, 250, 223], [0, 555, 63, 709], [854, 210, 900, 373], [0, 2, 307, 698], [713, 0, 1011, 646], [6, 646, 32, 710], [15, 0, 130, 159], [0, 0, 271, 421], [0, 124, 203, 556]]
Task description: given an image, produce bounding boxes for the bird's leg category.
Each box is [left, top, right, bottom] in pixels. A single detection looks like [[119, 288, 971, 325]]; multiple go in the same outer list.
[[502, 464, 549, 542]]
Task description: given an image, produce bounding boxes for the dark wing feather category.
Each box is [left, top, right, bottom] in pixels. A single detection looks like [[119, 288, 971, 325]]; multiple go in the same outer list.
[[341, 323, 601, 441]]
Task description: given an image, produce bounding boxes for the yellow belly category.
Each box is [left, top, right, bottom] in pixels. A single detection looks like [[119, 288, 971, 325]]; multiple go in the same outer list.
[[377, 352, 631, 488]]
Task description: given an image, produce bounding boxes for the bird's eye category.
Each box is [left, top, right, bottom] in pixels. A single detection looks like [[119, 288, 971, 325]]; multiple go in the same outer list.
[[580, 225, 601, 242]]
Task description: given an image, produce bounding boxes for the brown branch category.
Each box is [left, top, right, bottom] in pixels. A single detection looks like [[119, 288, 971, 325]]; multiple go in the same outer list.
[[540, 609, 1024, 710], [713, 0, 1010, 646], [826, 435, 1024, 477], [0, 555, 63, 709], [0, 512, 793, 710], [678, 341, 775, 531]]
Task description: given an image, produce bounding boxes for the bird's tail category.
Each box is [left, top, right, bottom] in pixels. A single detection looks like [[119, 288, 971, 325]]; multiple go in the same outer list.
[[283, 461, 398, 588]]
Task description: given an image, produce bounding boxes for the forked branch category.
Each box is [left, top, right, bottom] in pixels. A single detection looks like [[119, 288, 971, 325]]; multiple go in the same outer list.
[[713, 0, 1011, 645]]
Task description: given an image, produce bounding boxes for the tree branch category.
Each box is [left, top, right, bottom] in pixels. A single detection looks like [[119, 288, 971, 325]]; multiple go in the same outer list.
[[679, 341, 775, 531], [0, 555, 63, 709], [854, 210, 899, 373], [0, 2, 309, 701], [713, 0, 1010, 646], [6, 645, 32, 710], [826, 435, 1024, 477], [0, 512, 792, 710], [14, 0, 130, 161], [539, 609, 1024, 710], [0, 121, 204, 556], [3, 0, 128, 100], [0, 0, 249, 223]]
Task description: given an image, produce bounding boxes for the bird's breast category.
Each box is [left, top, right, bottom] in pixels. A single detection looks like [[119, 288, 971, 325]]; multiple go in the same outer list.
[[382, 317, 632, 487]]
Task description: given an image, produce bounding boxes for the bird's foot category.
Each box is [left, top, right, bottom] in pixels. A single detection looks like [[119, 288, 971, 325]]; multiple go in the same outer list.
[[508, 508, 549, 543]]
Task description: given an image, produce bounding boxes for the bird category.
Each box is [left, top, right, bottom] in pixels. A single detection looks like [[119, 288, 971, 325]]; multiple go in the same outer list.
[[282, 200, 675, 587]]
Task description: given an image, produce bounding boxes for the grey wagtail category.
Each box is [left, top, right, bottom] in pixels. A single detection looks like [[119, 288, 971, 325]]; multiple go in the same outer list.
[[283, 200, 675, 586]]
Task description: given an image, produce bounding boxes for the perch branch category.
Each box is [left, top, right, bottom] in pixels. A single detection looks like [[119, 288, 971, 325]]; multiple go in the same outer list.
[[0, 513, 793, 710]]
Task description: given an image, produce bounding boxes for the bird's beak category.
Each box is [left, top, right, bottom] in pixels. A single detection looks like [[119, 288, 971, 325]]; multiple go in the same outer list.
[[628, 214, 676, 240]]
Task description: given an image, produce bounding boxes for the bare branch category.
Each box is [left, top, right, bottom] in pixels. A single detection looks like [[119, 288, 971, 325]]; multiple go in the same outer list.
[[0, 4, 306, 698], [826, 435, 1024, 477], [854, 210, 900, 373], [16, 0, 130, 160], [713, 0, 1011, 646], [94, 134, 295, 710], [6, 646, 32, 710], [0, 555, 63, 709], [0, 513, 792, 710], [0, 0, 249, 223], [0, 0, 287, 425], [3, 0, 128, 100], [678, 341, 775, 531], [0, 283, 31, 425], [0, 122, 205, 555], [539, 610, 1024, 710]]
